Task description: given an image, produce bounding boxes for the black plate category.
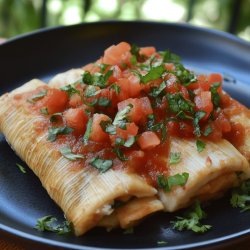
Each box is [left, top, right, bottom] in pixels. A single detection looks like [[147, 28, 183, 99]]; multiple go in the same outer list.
[[0, 21, 250, 250]]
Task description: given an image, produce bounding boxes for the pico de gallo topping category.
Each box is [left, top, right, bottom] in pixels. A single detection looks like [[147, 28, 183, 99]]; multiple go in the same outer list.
[[17, 42, 247, 188]]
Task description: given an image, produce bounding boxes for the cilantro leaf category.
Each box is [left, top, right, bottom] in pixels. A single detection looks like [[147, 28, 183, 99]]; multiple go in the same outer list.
[[16, 163, 26, 174], [83, 118, 93, 144], [171, 201, 212, 233], [84, 85, 101, 97], [149, 82, 166, 98], [115, 136, 136, 148], [193, 111, 206, 137], [47, 127, 73, 142], [230, 179, 250, 212], [40, 107, 49, 115], [35, 215, 72, 235], [169, 152, 181, 165], [82, 70, 112, 88], [100, 120, 116, 135], [98, 97, 111, 107], [60, 84, 80, 97], [98, 63, 109, 73], [59, 146, 85, 161], [110, 84, 121, 94], [161, 50, 180, 63], [174, 63, 197, 86], [89, 157, 113, 173], [167, 93, 194, 114], [130, 44, 140, 58], [113, 104, 133, 126], [141, 65, 166, 84], [113, 147, 128, 161], [27, 90, 47, 103], [196, 140, 206, 153], [157, 172, 189, 192], [203, 125, 213, 136], [210, 82, 221, 108]]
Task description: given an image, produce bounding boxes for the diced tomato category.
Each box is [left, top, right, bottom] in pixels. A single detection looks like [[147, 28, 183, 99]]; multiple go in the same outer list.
[[208, 73, 223, 93], [39, 88, 68, 114], [69, 94, 83, 108], [103, 42, 132, 66], [139, 47, 156, 57], [165, 73, 180, 94], [180, 86, 190, 100], [205, 122, 222, 141], [108, 65, 122, 83], [224, 123, 245, 148], [194, 91, 213, 120], [117, 97, 152, 124], [179, 121, 194, 138], [167, 121, 180, 137], [137, 131, 160, 150], [64, 108, 88, 136], [164, 63, 175, 71], [89, 114, 111, 143], [117, 98, 143, 123], [214, 112, 231, 133], [110, 122, 138, 145]]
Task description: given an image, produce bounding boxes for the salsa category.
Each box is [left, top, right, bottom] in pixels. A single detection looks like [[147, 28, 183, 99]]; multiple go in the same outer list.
[[15, 42, 247, 187]]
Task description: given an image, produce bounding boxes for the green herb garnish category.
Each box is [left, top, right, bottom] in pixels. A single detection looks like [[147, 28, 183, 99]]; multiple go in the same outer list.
[[89, 157, 113, 173], [47, 126, 73, 142], [113, 147, 128, 161], [40, 107, 49, 115], [59, 146, 85, 161], [83, 118, 93, 144], [149, 82, 166, 98], [210, 82, 221, 108], [193, 111, 206, 137], [113, 104, 133, 126], [196, 139, 206, 153], [49, 112, 63, 123], [167, 93, 194, 114], [169, 152, 181, 165], [60, 84, 80, 97], [27, 90, 47, 103], [141, 65, 166, 84], [35, 215, 72, 235], [171, 200, 212, 233], [157, 172, 189, 192], [16, 163, 26, 174], [230, 179, 250, 212]]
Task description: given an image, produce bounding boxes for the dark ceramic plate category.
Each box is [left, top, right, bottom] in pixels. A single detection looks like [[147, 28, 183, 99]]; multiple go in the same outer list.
[[0, 21, 250, 250]]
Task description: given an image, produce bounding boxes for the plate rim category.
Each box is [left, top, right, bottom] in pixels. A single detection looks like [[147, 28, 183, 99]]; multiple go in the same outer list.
[[0, 20, 250, 250]]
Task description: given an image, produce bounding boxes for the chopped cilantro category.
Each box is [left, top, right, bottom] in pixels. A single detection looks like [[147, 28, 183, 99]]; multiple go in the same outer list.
[[113, 147, 128, 161], [98, 97, 111, 107], [60, 84, 80, 97], [59, 146, 85, 161], [149, 82, 166, 98], [47, 126, 73, 142], [196, 140, 206, 153], [110, 84, 121, 94], [230, 179, 250, 212], [141, 65, 166, 84], [130, 55, 137, 65], [27, 90, 47, 103], [171, 200, 212, 233], [83, 118, 93, 144], [169, 152, 181, 165], [89, 157, 113, 173], [16, 163, 26, 174], [157, 172, 189, 192], [115, 136, 136, 147], [40, 107, 49, 115], [161, 49, 180, 63], [130, 43, 140, 58], [157, 241, 168, 246], [84, 85, 101, 97], [176, 110, 193, 120], [113, 104, 133, 126], [98, 63, 109, 73], [167, 93, 194, 114], [100, 120, 116, 135], [174, 63, 197, 86], [82, 70, 112, 88], [35, 215, 72, 235], [203, 125, 213, 136], [193, 111, 206, 137], [210, 82, 221, 107]]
